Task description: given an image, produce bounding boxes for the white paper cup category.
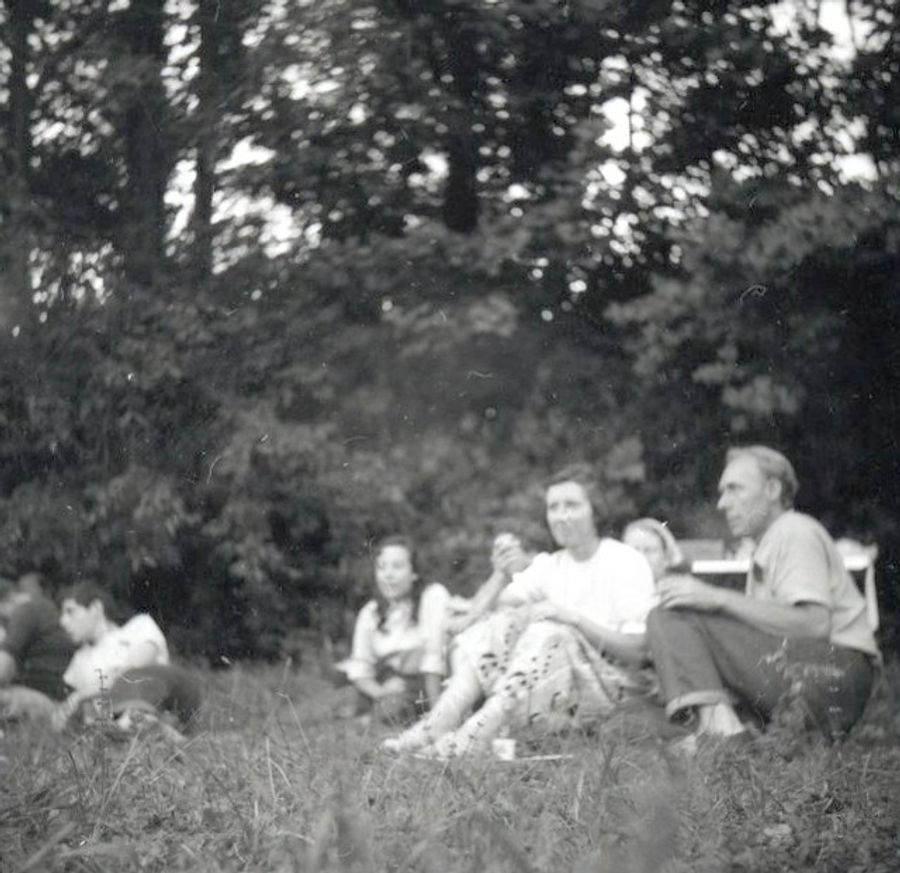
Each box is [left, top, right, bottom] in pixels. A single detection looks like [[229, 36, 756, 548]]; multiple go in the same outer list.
[[492, 738, 516, 761]]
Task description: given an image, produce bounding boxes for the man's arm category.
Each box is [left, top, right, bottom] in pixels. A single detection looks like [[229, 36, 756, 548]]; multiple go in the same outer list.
[[657, 576, 830, 639], [116, 638, 164, 675], [718, 590, 830, 638]]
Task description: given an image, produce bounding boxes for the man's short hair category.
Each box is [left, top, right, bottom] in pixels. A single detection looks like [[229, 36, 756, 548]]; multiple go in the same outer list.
[[545, 463, 606, 521], [726, 445, 798, 507], [59, 581, 115, 617]]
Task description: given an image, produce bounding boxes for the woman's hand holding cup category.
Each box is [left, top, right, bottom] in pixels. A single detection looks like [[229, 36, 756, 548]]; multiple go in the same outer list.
[[492, 533, 529, 576]]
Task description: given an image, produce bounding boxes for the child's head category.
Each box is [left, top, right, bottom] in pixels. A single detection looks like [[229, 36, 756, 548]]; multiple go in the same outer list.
[[373, 535, 419, 602], [623, 518, 683, 581]]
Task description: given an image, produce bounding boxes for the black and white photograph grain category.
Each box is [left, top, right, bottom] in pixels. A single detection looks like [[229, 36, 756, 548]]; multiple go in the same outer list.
[[0, 1, 898, 871]]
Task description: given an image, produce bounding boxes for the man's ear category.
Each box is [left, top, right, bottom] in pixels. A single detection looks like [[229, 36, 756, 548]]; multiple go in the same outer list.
[[764, 477, 783, 505], [89, 599, 106, 620]]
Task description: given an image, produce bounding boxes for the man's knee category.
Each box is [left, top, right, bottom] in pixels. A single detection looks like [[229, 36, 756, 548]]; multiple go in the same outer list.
[[646, 606, 665, 632], [647, 605, 680, 639], [647, 605, 707, 635]]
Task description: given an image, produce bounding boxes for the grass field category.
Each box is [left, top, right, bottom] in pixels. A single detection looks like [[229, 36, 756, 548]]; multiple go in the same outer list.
[[2, 661, 899, 873]]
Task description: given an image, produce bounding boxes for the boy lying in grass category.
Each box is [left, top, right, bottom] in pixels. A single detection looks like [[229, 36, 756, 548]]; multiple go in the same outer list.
[[0, 581, 201, 738]]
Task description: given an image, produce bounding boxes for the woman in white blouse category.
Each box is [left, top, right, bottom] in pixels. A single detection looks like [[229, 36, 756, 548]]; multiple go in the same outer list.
[[338, 536, 450, 723], [383, 465, 656, 757]]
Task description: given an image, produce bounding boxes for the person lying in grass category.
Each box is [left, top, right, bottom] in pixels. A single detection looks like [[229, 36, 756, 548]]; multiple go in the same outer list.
[[54, 582, 202, 734], [648, 445, 881, 744], [382, 464, 656, 757], [335, 536, 450, 723], [0, 580, 201, 736]]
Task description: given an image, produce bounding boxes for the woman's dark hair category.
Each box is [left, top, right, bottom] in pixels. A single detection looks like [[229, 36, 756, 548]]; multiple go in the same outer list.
[[544, 463, 605, 529], [58, 581, 117, 618], [370, 535, 427, 630]]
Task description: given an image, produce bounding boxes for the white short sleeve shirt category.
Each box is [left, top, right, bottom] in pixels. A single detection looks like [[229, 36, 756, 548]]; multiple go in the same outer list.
[[341, 583, 450, 682], [63, 614, 169, 697]]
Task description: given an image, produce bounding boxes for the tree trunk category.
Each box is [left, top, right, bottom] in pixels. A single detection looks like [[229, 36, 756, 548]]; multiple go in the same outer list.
[[191, 0, 222, 283], [118, 0, 169, 287], [439, 21, 480, 233], [0, 0, 36, 335]]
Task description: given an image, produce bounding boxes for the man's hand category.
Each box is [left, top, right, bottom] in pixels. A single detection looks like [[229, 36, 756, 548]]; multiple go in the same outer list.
[[657, 575, 725, 612]]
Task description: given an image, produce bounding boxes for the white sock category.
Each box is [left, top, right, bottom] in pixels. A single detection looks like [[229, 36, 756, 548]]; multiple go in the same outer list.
[[388, 663, 483, 750], [429, 687, 517, 757], [698, 702, 745, 737]]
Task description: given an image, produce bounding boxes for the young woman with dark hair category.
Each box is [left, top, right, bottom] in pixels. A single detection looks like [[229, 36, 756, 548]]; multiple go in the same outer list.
[[337, 536, 450, 723]]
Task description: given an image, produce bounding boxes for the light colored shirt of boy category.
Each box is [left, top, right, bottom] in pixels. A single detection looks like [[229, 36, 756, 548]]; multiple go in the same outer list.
[[63, 614, 169, 698]]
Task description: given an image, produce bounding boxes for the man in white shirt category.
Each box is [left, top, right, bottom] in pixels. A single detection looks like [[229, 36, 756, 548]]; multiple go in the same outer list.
[[56, 583, 200, 733]]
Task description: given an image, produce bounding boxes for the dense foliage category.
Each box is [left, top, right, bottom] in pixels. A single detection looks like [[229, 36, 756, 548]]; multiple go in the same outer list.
[[0, 0, 897, 658]]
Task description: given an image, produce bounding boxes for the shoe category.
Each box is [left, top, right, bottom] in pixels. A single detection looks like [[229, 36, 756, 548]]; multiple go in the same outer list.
[[409, 744, 452, 762], [427, 730, 497, 760], [390, 731, 464, 761], [382, 733, 425, 754], [670, 728, 754, 760]]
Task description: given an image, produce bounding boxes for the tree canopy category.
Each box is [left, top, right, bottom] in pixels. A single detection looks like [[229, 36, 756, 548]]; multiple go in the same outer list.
[[0, 0, 897, 657]]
